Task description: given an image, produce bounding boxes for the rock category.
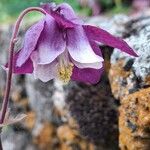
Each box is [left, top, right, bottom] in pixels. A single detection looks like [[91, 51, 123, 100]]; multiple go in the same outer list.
[[57, 124, 95, 150], [109, 15, 150, 149], [110, 15, 150, 88], [66, 82, 119, 150], [0, 25, 12, 97], [2, 126, 37, 150], [32, 122, 57, 150], [25, 75, 55, 123], [119, 88, 150, 150]]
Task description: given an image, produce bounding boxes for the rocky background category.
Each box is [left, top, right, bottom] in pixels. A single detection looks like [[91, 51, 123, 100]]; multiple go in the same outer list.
[[0, 10, 150, 150]]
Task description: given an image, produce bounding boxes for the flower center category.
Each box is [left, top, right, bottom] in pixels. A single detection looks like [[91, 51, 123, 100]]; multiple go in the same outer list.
[[57, 50, 73, 83]]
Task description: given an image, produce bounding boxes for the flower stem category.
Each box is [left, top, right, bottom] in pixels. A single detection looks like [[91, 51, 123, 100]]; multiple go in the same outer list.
[[0, 7, 46, 124]]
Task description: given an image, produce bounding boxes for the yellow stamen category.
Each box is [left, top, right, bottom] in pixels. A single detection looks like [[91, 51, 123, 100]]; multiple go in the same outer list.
[[58, 63, 73, 83], [57, 50, 74, 83]]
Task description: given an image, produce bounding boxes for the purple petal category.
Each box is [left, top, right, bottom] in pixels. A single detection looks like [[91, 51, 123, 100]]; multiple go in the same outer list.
[[71, 40, 104, 84], [17, 19, 45, 67], [31, 51, 58, 82], [56, 3, 83, 24], [5, 50, 33, 74], [83, 25, 138, 57], [89, 39, 103, 57], [41, 2, 56, 12], [71, 67, 104, 84], [71, 58, 103, 69], [35, 14, 66, 64], [70, 40, 103, 69], [49, 11, 75, 28], [41, 3, 77, 28], [14, 58, 33, 74], [67, 26, 103, 64]]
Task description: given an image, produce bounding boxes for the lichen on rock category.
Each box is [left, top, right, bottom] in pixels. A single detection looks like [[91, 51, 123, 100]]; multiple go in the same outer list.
[[109, 15, 150, 150]]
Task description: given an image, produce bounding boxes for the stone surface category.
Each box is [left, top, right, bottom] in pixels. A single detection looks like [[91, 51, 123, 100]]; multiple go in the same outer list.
[[66, 80, 118, 150], [110, 15, 150, 92], [119, 88, 150, 150], [109, 15, 150, 149]]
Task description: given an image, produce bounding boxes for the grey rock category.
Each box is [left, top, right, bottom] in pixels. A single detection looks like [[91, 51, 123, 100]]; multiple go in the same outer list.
[[0, 25, 12, 93], [2, 127, 37, 150], [111, 15, 150, 88], [65, 77, 119, 150], [25, 75, 55, 122]]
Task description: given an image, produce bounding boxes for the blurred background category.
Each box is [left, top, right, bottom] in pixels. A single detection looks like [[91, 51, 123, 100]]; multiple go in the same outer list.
[[0, 0, 150, 150], [0, 0, 150, 22]]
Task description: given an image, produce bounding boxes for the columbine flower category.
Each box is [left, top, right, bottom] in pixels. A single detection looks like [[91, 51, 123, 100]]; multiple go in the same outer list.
[[7, 3, 137, 84]]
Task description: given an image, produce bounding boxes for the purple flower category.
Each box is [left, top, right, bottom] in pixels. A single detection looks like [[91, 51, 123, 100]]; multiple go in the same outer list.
[[7, 3, 138, 84]]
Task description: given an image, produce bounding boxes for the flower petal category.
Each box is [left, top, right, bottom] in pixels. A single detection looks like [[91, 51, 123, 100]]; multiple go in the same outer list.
[[16, 19, 45, 67], [31, 51, 58, 82], [89, 39, 103, 57], [71, 67, 104, 84], [5, 50, 33, 74], [36, 14, 66, 64], [56, 3, 82, 24], [71, 58, 103, 69], [70, 40, 103, 69], [14, 58, 33, 74], [83, 25, 138, 57], [41, 3, 77, 28], [71, 40, 104, 84], [67, 26, 104, 64]]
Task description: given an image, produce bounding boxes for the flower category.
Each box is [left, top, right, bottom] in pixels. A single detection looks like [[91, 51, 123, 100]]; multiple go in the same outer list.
[[7, 3, 138, 84]]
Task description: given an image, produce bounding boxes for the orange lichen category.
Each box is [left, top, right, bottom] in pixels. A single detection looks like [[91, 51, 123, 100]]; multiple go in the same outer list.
[[25, 111, 36, 130], [57, 124, 94, 150], [33, 122, 56, 150], [57, 124, 79, 143], [119, 88, 150, 150], [11, 91, 22, 102], [145, 76, 150, 85], [17, 98, 29, 108], [109, 60, 131, 99]]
